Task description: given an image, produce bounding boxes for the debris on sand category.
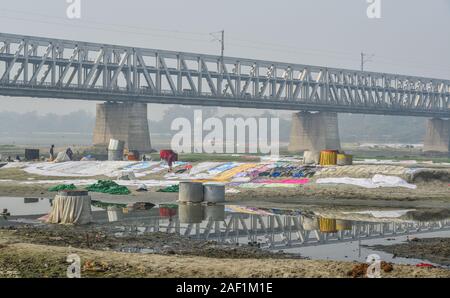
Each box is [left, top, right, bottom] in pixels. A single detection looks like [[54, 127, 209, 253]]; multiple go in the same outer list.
[[370, 238, 450, 267], [83, 260, 112, 273], [347, 261, 394, 278]]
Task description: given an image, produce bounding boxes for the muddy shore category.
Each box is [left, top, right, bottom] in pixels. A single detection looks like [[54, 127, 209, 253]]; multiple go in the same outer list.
[[1, 229, 449, 278], [1, 181, 449, 209], [1, 163, 449, 278], [370, 237, 450, 267]]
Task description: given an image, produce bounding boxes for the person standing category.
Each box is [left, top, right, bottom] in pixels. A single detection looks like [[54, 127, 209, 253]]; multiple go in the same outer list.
[[49, 144, 55, 161], [66, 147, 73, 160], [159, 150, 178, 172], [167, 151, 178, 172]]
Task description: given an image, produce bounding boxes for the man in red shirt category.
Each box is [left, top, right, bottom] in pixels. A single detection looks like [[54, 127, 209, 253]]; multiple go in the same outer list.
[[160, 150, 178, 172]]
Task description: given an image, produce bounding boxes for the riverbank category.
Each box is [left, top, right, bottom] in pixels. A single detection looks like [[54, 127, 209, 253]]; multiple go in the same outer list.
[[1, 180, 449, 209], [1, 229, 448, 278]]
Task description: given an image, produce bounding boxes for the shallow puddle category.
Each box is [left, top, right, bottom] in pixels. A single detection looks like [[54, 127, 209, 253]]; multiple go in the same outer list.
[[1, 196, 450, 267], [1, 197, 52, 216]]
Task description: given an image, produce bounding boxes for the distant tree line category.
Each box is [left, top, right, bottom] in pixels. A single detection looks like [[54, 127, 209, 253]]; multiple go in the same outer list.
[[0, 108, 427, 144]]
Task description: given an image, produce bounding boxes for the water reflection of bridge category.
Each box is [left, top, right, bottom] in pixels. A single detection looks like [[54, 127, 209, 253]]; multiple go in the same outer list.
[[102, 206, 450, 249]]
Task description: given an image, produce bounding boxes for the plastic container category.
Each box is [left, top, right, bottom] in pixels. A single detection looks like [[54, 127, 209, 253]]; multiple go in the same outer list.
[[319, 150, 338, 166], [303, 151, 320, 164], [336, 219, 352, 231], [108, 139, 125, 151], [337, 154, 353, 166]]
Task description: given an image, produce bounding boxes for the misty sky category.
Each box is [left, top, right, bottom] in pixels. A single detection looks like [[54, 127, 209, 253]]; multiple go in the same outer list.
[[0, 0, 449, 120]]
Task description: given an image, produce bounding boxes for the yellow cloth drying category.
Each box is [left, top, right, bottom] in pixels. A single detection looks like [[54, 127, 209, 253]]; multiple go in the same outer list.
[[194, 163, 258, 182]]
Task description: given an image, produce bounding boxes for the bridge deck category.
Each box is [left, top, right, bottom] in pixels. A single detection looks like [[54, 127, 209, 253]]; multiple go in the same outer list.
[[1, 32, 449, 117]]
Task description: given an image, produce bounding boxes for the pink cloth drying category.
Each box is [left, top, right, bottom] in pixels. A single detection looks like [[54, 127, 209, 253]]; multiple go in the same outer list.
[[255, 179, 309, 184]]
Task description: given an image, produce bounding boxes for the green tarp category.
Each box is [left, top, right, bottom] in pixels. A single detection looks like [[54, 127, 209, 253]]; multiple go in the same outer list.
[[48, 184, 77, 192], [85, 180, 131, 195], [157, 185, 179, 193]]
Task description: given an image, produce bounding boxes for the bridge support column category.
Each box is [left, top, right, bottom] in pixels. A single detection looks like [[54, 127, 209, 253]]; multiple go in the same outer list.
[[288, 111, 341, 153], [423, 118, 450, 153], [93, 102, 152, 153]]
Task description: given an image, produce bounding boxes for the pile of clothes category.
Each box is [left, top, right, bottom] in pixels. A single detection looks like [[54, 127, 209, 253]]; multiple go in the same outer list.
[[86, 180, 131, 195]]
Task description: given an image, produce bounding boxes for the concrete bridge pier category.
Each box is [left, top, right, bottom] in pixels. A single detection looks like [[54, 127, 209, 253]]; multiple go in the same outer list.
[[92, 102, 152, 153], [288, 111, 341, 153], [423, 118, 450, 154]]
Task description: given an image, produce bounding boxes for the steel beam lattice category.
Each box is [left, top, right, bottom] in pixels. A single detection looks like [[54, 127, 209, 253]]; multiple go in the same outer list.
[[106, 213, 450, 250], [0, 32, 449, 117]]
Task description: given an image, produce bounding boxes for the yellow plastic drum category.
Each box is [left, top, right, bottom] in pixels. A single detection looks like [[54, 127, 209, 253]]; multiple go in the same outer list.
[[336, 219, 353, 231], [319, 150, 338, 166], [337, 154, 353, 166]]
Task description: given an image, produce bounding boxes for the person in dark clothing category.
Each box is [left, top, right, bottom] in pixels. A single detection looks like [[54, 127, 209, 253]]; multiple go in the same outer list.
[[49, 144, 55, 161], [167, 152, 178, 172], [15, 155, 21, 161], [66, 147, 73, 160]]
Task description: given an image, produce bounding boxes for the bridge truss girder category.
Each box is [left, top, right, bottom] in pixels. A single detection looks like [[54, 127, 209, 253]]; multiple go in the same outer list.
[[0, 33, 449, 117]]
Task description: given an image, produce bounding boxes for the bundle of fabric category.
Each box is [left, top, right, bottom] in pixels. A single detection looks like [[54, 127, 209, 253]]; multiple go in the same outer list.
[[157, 184, 179, 193], [46, 191, 92, 224], [86, 180, 131, 195], [54, 152, 71, 163]]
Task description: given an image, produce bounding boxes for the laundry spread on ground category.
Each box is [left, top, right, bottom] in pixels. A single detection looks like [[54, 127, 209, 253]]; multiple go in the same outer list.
[[0, 159, 424, 191], [252, 178, 309, 184], [316, 174, 416, 189]]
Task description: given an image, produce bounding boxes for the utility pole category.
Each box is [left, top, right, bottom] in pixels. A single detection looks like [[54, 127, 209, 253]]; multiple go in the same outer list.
[[210, 30, 225, 74], [220, 30, 224, 59], [210, 30, 225, 60], [360, 51, 374, 72], [361, 52, 364, 72]]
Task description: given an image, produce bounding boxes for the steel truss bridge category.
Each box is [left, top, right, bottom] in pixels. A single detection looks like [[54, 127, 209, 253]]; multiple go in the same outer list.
[[0, 32, 449, 117], [105, 213, 450, 250]]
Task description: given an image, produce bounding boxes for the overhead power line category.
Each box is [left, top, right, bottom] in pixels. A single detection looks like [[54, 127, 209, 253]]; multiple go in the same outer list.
[[0, 8, 448, 75]]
